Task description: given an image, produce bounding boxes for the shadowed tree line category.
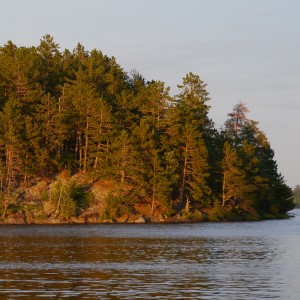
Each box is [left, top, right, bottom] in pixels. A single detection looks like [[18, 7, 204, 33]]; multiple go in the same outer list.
[[0, 35, 294, 221]]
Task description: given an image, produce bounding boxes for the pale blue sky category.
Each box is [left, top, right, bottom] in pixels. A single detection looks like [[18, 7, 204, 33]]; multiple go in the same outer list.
[[1, 0, 299, 187]]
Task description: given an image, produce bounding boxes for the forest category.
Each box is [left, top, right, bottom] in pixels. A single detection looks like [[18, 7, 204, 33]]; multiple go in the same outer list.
[[0, 35, 295, 223]]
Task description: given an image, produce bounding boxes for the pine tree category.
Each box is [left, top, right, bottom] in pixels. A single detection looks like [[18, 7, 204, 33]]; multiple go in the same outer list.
[[0, 97, 26, 187], [224, 102, 294, 217], [0, 37, 294, 221], [37, 34, 62, 96], [222, 141, 246, 207], [132, 81, 173, 213], [110, 129, 140, 194], [225, 101, 250, 145], [168, 73, 211, 208]]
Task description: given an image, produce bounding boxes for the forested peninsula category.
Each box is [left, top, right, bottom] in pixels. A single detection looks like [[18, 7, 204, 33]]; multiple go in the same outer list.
[[0, 35, 294, 224]]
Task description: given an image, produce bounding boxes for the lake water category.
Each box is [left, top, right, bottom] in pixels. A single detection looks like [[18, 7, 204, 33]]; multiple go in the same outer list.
[[0, 209, 300, 299]]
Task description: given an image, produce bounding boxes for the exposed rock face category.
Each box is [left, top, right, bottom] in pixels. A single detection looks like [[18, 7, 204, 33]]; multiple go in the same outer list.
[[6, 212, 26, 224], [79, 209, 100, 223], [135, 216, 146, 223], [166, 214, 182, 223], [152, 214, 165, 222], [115, 214, 148, 223], [24, 180, 49, 202], [101, 219, 113, 223], [25, 212, 36, 224], [117, 214, 129, 223], [84, 212, 99, 223], [90, 180, 115, 217], [126, 214, 147, 223], [127, 214, 139, 223], [0, 175, 172, 225]]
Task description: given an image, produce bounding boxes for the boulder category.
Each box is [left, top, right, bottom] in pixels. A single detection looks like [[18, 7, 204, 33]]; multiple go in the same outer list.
[[117, 214, 129, 223], [166, 214, 182, 223], [126, 214, 146, 223], [101, 219, 114, 223], [127, 214, 140, 223], [85, 212, 99, 223], [152, 214, 164, 222], [135, 216, 146, 223]]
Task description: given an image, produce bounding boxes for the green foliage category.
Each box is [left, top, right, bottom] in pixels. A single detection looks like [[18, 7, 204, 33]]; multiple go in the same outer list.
[[6, 203, 23, 214], [102, 193, 135, 220], [222, 102, 293, 218], [50, 178, 92, 219], [50, 179, 76, 218], [0, 190, 18, 218], [190, 210, 205, 222], [168, 73, 211, 208], [70, 183, 94, 209], [0, 37, 294, 222], [270, 176, 295, 215], [181, 209, 205, 222], [208, 200, 228, 221], [24, 203, 47, 220], [222, 141, 246, 208]]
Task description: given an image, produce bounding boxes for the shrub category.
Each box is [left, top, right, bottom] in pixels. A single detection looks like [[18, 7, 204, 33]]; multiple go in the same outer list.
[[208, 199, 227, 221], [50, 179, 93, 219], [102, 193, 134, 220]]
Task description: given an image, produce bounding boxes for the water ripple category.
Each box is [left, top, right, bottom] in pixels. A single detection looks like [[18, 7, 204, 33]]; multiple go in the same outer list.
[[0, 209, 300, 299]]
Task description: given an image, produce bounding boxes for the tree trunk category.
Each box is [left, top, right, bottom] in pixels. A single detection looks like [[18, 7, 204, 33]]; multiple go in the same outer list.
[[222, 170, 227, 206], [93, 142, 101, 171], [179, 144, 188, 203], [83, 119, 89, 174], [93, 110, 103, 170], [76, 128, 82, 172]]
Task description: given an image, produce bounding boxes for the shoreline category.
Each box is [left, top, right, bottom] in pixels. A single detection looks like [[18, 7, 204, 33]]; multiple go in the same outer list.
[[0, 212, 291, 225]]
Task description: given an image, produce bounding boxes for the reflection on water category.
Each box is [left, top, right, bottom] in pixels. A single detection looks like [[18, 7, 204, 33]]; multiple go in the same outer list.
[[0, 210, 300, 299]]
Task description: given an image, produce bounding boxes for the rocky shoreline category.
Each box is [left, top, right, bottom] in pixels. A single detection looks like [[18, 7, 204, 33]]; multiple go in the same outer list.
[[0, 172, 292, 225], [1, 208, 200, 225]]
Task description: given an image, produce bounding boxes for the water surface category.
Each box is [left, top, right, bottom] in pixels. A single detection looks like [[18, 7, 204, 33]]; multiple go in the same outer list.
[[0, 209, 300, 299]]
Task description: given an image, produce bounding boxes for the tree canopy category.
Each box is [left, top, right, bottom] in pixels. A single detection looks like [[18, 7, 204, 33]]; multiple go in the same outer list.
[[0, 36, 294, 221]]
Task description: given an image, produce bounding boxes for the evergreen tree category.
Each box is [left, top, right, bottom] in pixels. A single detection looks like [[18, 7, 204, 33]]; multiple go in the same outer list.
[[224, 102, 294, 217], [225, 101, 250, 145], [0, 37, 294, 221], [110, 129, 140, 194], [168, 73, 211, 208], [37, 34, 62, 96], [0, 97, 26, 187], [222, 141, 246, 207]]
